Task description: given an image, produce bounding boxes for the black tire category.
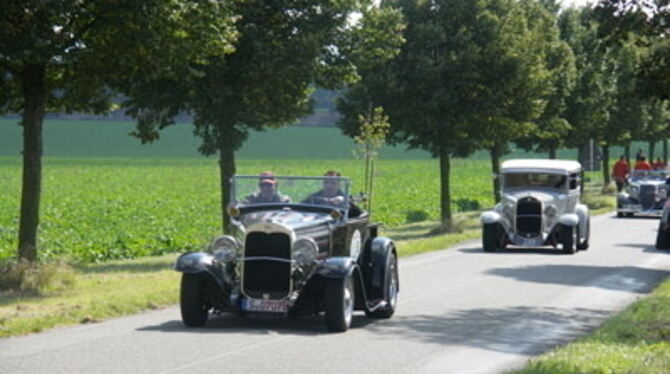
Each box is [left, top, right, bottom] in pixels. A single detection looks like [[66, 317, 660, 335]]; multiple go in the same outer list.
[[655, 222, 670, 249], [324, 273, 355, 332], [561, 226, 576, 254], [365, 252, 399, 319], [482, 223, 500, 252], [180, 273, 209, 327], [577, 218, 590, 250], [616, 211, 624, 218]]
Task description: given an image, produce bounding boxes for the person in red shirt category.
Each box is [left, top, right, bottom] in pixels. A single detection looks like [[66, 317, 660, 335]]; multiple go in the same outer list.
[[612, 155, 629, 192], [634, 156, 652, 171], [652, 157, 667, 170]]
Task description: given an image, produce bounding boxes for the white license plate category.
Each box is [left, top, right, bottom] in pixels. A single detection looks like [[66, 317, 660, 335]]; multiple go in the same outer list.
[[624, 204, 642, 210], [242, 299, 289, 313]]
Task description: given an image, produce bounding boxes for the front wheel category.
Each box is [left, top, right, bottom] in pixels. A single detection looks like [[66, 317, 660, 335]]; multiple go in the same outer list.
[[482, 223, 501, 252], [324, 273, 355, 332], [561, 226, 576, 254], [365, 252, 399, 319], [180, 273, 209, 327], [577, 218, 590, 250]]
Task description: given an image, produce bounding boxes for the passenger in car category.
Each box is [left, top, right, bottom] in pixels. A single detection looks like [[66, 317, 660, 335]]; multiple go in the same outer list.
[[303, 171, 363, 217], [244, 171, 291, 204]]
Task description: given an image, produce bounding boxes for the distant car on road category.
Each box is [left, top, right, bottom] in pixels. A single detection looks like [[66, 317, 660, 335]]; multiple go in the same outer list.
[[175, 175, 398, 332], [617, 170, 669, 218], [480, 159, 590, 254]]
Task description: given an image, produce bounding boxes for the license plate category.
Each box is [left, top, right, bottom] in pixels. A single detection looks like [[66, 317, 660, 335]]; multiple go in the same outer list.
[[241, 299, 289, 313], [624, 204, 642, 211]]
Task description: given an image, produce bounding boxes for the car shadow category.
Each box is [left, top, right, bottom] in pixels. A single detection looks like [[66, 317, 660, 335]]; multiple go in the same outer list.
[[137, 313, 375, 335], [486, 264, 669, 292], [365, 306, 610, 355], [458, 247, 569, 255]]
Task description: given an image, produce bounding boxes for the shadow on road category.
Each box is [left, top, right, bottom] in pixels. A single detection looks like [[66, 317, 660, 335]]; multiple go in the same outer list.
[[486, 264, 669, 292], [366, 306, 609, 355], [458, 247, 570, 255], [137, 313, 375, 335]]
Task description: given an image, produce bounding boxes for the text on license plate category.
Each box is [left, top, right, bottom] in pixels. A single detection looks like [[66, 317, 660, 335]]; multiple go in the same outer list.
[[242, 299, 289, 313]]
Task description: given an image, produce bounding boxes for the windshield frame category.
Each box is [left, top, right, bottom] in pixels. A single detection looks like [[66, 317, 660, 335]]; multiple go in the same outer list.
[[501, 171, 569, 191], [231, 175, 351, 212]]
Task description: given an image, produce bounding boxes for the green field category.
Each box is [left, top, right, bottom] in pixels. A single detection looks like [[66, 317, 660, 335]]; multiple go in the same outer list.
[[0, 157, 500, 262], [0, 118, 617, 263]]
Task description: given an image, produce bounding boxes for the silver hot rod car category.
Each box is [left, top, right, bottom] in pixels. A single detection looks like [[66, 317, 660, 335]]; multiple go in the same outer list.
[[175, 175, 398, 332], [480, 159, 590, 254], [617, 170, 669, 217]]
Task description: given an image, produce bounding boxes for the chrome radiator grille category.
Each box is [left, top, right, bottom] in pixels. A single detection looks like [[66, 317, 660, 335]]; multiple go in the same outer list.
[[242, 232, 291, 299], [516, 197, 542, 237]]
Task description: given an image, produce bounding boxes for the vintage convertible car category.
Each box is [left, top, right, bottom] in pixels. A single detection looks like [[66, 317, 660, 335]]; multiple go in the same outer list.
[[617, 170, 669, 217], [480, 159, 590, 254], [175, 175, 398, 332]]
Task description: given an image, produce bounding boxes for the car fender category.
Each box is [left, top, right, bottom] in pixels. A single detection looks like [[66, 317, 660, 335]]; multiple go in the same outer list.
[[175, 252, 227, 288], [363, 237, 398, 301], [617, 192, 631, 205], [558, 213, 579, 227], [318, 256, 358, 279], [480, 211, 502, 225]]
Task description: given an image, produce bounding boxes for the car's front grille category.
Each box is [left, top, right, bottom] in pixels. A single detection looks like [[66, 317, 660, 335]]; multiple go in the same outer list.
[[242, 232, 291, 299], [516, 197, 542, 237], [639, 185, 656, 209]]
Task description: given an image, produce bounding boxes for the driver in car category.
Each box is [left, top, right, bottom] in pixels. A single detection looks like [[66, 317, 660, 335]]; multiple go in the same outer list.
[[303, 171, 362, 216], [244, 171, 291, 204]]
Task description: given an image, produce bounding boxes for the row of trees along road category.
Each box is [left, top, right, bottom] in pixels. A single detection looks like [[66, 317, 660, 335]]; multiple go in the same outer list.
[[2, 0, 670, 261]]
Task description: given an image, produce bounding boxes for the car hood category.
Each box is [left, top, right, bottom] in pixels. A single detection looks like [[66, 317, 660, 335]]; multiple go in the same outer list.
[[238, 209, 334, 231], [629, 180, 667, 187]]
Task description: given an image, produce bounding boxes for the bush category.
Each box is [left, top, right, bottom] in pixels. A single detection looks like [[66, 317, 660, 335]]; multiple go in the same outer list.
[[455, 198, 480, 212], [0, 260, 76, 294], [405, 210, 430, 223]]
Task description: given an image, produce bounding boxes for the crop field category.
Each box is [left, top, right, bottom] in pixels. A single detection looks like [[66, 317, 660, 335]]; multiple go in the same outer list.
[[1, 119, 616, 264], [0, 156, 499, 262]]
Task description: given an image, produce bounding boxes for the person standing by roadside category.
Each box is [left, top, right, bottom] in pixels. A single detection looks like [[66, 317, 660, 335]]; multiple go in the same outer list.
[[612, 155, 629, 192], [634, 156, 652, 171], [652, 157, 667, 170]]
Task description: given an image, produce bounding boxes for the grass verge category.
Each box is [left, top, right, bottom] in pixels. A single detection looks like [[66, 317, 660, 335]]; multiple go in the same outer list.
[[512, 278, 670, 374]]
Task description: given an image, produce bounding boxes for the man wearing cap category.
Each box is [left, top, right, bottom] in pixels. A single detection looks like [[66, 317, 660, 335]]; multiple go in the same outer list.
[[303, 171, 362, 217], [244, 171, 291, 204]]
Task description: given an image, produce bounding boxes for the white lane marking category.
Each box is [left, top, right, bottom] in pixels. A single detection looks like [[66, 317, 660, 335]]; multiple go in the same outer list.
[[159, 335, 293, 374]]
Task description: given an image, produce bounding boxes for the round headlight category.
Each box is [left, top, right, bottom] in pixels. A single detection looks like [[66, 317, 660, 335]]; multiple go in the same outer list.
[[293, 237, 318, 265], [211, 235, 240, 263], [544, 204, 557, 217]]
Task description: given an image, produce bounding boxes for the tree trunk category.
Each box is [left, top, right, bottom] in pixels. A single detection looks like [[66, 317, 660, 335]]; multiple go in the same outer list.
[[601, 145, 610, 185], [490, 146, 502, 203], [624, 144, 630, 165], [649, 141, 655, 162], [218, 138, 236, 234], [438, 147, 452, 230], [17, 64, 47, 262], [664, 140, 668, 164], [548, 146, 557, 160]]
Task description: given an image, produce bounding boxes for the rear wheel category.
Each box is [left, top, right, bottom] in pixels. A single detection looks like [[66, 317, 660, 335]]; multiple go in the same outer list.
[[365, 252, 398, 319], [324, 273, 355, 332], [483, 224, 500, 252], [180, 273, 209, 327], [561, 226, 576, 254], [655, 222, 670, 249]]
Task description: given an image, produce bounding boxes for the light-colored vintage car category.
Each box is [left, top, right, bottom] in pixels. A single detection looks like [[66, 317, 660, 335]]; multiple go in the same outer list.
[[480, 159, 590, 254], [617, 170, 669, 217]]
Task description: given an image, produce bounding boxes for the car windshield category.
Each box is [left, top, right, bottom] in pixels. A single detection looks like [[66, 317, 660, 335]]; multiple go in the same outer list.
[[503, 172, 567, 190], [233, 175, 351, 210], [629, 169, 667, 182]]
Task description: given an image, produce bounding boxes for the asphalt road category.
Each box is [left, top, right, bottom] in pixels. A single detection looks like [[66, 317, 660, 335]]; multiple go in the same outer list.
[[1, 213, 669, 374]]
